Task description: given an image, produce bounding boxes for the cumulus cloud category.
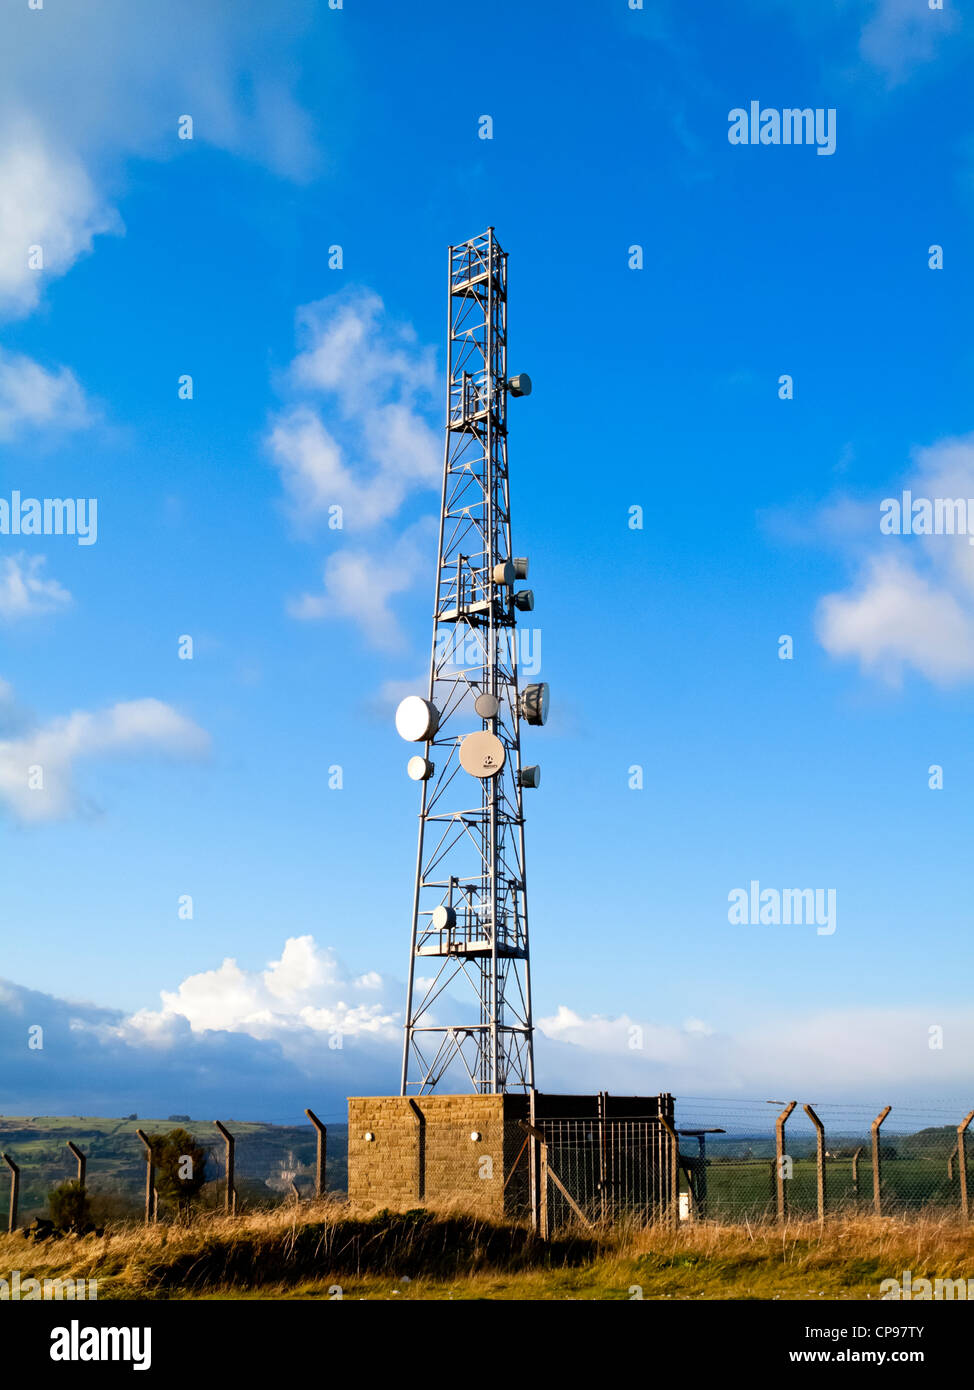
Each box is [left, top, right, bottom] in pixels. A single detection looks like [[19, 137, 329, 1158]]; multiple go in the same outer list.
[[0, 348, 94, 436], [819, 555, 974, 685], [0, 685, 209, 823], [269, 290, 439, 531], [817, 433, 974, 686], [288, 519, 435, 651], [0, 555, 72, 621], [0, 130, 122, 319], [269, 289, 440, 648], [122, 936, 400, 1046]]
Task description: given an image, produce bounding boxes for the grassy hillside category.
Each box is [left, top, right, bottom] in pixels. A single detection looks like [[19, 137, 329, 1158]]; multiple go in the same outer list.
[[0, 1115, 348, 1220]]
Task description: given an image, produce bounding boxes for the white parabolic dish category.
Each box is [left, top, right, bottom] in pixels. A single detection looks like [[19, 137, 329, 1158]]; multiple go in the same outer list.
[[395, 696, 439, 742], [459, 730, 506, 778]]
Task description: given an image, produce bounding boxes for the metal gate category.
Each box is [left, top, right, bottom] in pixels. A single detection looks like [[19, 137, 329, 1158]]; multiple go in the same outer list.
[[540, 1116, 673, 1226], [518, 1093, 677, 1232]]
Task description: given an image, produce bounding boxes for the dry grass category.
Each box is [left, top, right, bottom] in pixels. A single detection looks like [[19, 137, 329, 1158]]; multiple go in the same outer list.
[[1, 1202, 970, 1300], [611, 1210, 974, 1300]]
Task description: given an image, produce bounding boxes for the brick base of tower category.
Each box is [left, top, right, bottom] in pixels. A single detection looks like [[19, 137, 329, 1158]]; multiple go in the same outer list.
[[347, 1094, 529, 1217]]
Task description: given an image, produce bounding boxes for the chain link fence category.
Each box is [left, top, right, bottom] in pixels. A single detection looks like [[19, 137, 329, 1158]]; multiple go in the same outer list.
[[673, 1098, 973, 1224], [0, 1116, 348, 1227], [3, 1099, 972, 1233]]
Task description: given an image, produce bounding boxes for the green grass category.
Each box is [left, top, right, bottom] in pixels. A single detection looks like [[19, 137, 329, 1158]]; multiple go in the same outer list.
[[703, 1156, 962, 1220]]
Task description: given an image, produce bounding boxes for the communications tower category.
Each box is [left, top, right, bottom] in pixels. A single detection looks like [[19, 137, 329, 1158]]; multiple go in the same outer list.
[[396, 228, 547, 1096]]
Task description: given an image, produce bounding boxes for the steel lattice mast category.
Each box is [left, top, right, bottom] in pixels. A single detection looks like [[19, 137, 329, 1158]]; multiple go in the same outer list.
[[397, 228, 546, 1095]]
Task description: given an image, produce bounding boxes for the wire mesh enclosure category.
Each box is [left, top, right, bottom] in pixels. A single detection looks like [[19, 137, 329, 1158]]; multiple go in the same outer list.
[[537, 1117, 674, 1226], [673, 1097, 974, 1224]]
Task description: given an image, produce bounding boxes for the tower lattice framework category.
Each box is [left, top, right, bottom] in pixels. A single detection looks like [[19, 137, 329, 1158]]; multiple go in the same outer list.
[[399, 228, 542, 1095]]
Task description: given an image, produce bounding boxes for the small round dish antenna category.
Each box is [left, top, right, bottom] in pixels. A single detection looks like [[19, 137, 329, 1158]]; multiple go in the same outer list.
[[474, 692, 500, 718]]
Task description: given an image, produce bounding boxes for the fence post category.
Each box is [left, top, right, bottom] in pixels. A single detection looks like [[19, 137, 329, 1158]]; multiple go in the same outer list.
[[947, 1143, 957, 1184], [803, 1105, 827, 1225], [135, 1129, 155, 1224], [304, 1108, 327, 1199], [957, 1109, 974, 1222], [852, 1145, 863, 1202], [871, 1106, 891, 1217], [658, 1113, 680, 1231], [2, 1153, 19, 1233], [519, 1118, 549, 1239], [213, 1122, 236, 1215], [597, 1090, 608, 1223], [539, 1136, 549, 1239], [66, 1141, 86, 1192], [528, 1091, 541, 1236], [775, 1101, 797, 1225]]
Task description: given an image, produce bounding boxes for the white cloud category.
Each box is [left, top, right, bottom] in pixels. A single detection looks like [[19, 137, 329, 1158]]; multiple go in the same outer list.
[[536, 1002, 974, 1096], [0, 687, 209, 823], [269, 290, 440, 531], [0, 4, 317, 320], [746, 0, 964, 88], [0, 967, 398, 1120], [288, 520, 435, 651], [819, 555, 974, 685], [538, 1005, 708, 1068], [859, 0, 960, 86], [816, 434, 974, 685], [0, 1, 318, 180], [0, 554, 72, 621], [0, 348, 94, 436], [0, 126, 122, 318], [270, 290, 441, 649], [121, 936, 400, 1049], [291, 292, 435, 405]]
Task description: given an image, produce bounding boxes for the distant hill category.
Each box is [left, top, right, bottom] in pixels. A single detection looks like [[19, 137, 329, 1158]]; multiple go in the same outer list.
[[0, 1115, 348, 1221]]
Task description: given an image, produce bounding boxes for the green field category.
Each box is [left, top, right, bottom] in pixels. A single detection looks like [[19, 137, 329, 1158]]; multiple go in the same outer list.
[[702, 1154, 962, 1221]]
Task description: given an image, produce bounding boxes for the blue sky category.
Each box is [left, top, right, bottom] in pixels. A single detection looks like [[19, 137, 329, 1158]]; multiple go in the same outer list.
[[2, 0, 973, 1122]]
